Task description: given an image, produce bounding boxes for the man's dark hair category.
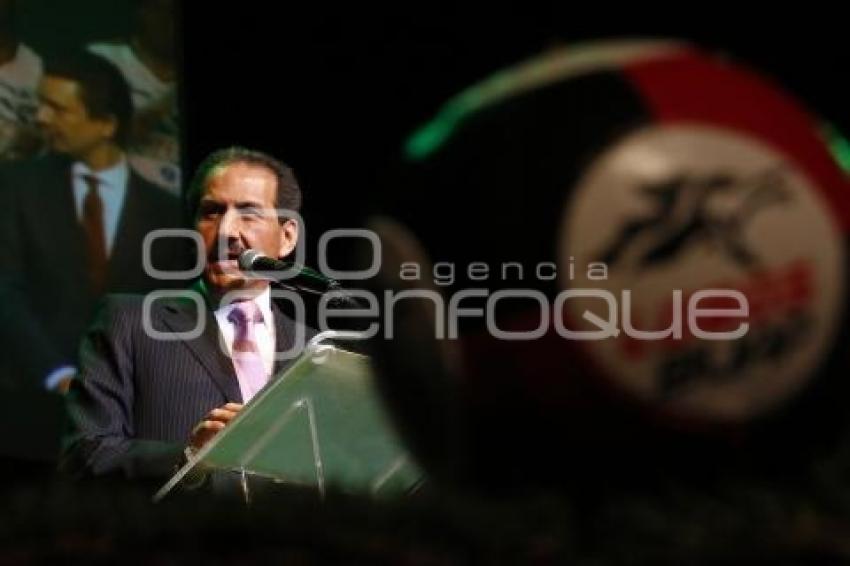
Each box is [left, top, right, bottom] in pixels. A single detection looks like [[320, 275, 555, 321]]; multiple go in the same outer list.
[[186, 146, 302, 219], [43, 51, 133, 147]]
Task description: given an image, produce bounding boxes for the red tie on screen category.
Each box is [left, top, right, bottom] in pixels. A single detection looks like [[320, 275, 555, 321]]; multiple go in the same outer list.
[[81, 174, 107, 294]]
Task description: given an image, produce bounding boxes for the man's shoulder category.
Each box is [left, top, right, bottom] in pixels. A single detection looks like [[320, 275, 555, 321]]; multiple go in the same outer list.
[[0, 154, 69, 186], [86, 292, 211, 351], [92, 293, 148, 325], [127, 170, 183, 216], [103, 289, 205, 309], [0, 156, 70, 210], [130, 169, 177, 197]]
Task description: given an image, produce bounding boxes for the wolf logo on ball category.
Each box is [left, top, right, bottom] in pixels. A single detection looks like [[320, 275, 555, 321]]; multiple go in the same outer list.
[[563, 125, 845, 422]]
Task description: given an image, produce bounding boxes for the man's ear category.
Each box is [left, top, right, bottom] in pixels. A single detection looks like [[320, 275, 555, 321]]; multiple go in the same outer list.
[[278, 218, 299, 258]]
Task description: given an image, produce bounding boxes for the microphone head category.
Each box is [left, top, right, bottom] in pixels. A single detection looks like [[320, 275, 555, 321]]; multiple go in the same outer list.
[[237, 249, 263, 271]]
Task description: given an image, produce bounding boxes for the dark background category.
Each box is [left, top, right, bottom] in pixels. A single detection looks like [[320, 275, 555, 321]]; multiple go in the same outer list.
[[176, 9, 850, 259]]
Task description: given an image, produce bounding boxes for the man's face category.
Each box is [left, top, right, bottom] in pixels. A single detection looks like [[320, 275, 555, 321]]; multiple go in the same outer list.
[[196, 162, 298, 295], [36, 76, 116, 157]]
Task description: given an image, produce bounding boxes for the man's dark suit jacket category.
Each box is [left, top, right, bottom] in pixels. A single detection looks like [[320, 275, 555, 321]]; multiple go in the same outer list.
[[64, 290, 315, 479], [0, 153, 188, 388]]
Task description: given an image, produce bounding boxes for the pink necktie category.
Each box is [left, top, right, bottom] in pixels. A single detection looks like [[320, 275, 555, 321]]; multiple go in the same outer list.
[[227, 301, 267, 402]]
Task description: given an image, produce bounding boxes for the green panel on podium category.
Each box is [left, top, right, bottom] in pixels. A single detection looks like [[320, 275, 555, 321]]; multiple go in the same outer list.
[[155, 338, 423, 501]]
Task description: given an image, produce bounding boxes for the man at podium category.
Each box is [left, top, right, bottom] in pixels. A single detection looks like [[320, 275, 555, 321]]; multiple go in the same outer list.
[[63, 146, 316, 480]]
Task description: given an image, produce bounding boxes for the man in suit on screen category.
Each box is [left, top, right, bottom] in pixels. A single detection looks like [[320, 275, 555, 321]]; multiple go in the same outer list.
[[0, 51, 185, 393]]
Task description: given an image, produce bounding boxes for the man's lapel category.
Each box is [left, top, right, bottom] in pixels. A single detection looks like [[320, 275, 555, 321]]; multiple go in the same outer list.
[[157, 288, 243, 403], [271, 301, 304, 379], [106, 171, 144, 287]]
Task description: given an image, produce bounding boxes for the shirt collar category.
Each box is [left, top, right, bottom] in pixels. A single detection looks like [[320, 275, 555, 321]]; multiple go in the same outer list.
[[211, 283, 274, 329], [72, 157, 129, 191]]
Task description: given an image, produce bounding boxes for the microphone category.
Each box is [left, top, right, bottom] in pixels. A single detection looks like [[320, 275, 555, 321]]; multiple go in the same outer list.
[[237, 249, 341, 294]]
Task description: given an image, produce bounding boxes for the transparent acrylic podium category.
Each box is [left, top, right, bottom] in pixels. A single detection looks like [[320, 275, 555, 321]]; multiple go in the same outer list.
[[154, 331, 424, 502]]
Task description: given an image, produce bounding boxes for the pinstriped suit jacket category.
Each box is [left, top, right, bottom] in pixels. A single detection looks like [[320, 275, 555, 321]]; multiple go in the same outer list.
[[63, 288, 316, 479]]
